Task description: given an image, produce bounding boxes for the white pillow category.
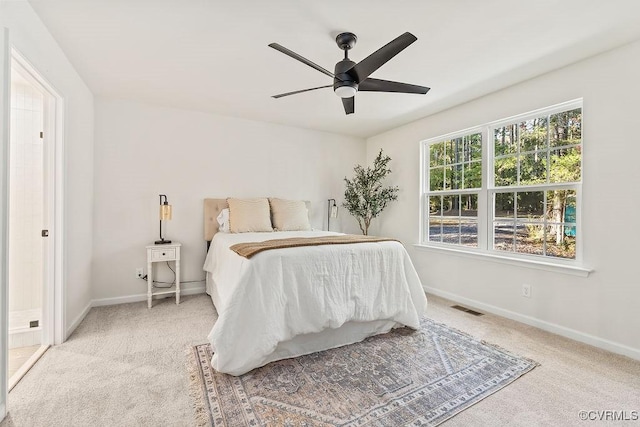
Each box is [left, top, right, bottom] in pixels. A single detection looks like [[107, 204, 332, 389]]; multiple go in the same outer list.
[[216, 208, 230, 233], [269, 198, 311, 231], [227, 198, 273, 233]]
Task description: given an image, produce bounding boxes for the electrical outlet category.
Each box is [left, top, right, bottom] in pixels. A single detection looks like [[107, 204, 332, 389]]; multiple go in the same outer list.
[[522, 284, 531, 298], [136, 268, 144, 279]]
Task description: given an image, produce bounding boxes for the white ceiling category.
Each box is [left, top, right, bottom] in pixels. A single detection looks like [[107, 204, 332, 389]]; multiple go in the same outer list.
[[28, 0, 640, 138]]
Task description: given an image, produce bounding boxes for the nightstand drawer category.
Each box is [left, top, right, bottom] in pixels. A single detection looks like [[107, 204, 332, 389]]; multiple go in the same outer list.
[[151, 248, 176, 261]]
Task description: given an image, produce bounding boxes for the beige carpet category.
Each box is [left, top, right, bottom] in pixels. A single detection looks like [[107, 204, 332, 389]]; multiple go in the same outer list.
[[2, 293, 639, 426]]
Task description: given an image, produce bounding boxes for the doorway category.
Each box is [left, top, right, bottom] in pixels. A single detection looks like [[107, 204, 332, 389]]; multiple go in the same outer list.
[[7, 54, 57, 390]]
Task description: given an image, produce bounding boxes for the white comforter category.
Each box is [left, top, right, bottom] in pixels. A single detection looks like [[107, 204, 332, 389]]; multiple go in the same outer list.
[[203, 230, 427, 375]]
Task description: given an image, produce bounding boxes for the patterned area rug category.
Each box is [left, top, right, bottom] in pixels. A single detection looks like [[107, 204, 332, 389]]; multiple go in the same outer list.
[[187, 318, 538, 426]]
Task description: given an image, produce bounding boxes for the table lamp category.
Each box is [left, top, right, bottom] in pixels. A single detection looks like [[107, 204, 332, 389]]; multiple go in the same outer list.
[[155, 194, 172, 244]]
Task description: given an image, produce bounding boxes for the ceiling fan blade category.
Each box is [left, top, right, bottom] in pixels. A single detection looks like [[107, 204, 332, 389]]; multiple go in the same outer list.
[[268, 43, 335, 79], [347, 32, 417, 83], [358, 78, 430, 94], [342, 96, 354, 115], [272, 85, 332, 99]]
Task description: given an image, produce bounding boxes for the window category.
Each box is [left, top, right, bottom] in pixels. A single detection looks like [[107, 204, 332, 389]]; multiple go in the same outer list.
[[421, 100, 582, 263], [426, 132, 482, 247]]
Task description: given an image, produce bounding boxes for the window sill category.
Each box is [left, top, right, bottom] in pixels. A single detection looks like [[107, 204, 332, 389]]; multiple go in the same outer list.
[[412, 244, 592, 277]]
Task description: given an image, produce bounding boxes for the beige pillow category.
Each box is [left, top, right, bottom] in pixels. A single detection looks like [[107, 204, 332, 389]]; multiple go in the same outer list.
[[269, 198, 311, 231], [227, 198, 273, 233]]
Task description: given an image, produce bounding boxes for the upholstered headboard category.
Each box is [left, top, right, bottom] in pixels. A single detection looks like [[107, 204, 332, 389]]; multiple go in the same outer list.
[[204, 198, 229, 242]]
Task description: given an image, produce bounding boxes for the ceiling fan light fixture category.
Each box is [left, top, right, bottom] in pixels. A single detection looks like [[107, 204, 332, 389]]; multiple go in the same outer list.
[[334, 85, 357, 98]]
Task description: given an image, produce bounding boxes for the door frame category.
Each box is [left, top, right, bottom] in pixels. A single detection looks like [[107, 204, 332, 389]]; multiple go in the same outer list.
[[10, 49, 65, 346], [1, 26, 10, 423]]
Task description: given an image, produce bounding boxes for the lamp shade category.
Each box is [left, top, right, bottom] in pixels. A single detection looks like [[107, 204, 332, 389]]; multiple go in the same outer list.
[[160, 204, 172, 221]]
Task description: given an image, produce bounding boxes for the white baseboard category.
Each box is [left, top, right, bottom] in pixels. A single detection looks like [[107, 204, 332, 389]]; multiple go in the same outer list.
[[66, 301, 92, 340], [425, 286, 640, 361], [91, 283, 206, 307]]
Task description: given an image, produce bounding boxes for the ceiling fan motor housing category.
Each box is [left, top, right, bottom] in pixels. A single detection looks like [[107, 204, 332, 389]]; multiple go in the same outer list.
[[334, 59, 358, 98]]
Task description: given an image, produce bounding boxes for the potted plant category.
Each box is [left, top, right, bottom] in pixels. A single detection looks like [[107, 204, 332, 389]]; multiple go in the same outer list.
[[343, 149, 399, 235]]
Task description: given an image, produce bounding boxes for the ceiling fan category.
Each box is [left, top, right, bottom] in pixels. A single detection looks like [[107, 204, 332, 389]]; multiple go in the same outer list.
[[268, 32, 430, 115]]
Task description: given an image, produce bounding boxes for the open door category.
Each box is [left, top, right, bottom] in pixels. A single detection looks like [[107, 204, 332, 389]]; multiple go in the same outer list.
[[6, 53, 56, 391], [1, 26, 11, 422]]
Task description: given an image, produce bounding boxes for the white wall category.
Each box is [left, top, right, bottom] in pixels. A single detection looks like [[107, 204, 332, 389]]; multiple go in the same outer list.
[[92, 98, 365, 302], [367, 39, 640, 358], [0, 0, 94, 338]]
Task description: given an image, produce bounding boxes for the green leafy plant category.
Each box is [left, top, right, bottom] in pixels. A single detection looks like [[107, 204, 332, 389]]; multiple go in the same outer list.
[[343, 149, 399, 235]]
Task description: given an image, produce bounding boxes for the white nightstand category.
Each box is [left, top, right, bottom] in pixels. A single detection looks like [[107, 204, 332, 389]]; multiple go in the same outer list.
[[146, 242, 181, 309]]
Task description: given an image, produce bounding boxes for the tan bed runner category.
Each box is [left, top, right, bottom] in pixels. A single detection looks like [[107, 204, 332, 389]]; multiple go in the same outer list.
[[230, 234, 398, 259]]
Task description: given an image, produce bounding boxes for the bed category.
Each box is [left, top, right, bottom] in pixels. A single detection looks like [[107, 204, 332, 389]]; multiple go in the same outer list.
[[202, 198, 428, 376]]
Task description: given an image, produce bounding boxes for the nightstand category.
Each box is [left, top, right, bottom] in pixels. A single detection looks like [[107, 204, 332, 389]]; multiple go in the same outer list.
[[146, 242, 181, 309]]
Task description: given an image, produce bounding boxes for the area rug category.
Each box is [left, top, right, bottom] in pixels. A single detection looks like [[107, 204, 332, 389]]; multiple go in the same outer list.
[[187, 318, 538, 426]]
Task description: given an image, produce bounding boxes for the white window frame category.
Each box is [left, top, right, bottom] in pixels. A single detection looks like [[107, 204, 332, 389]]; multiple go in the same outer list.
[[419, 99, 589, 275], [419, 127, 485, 250]]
